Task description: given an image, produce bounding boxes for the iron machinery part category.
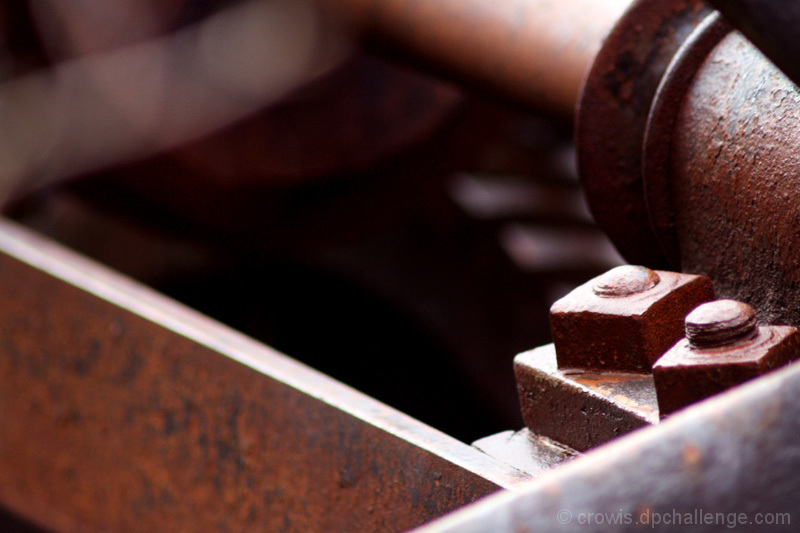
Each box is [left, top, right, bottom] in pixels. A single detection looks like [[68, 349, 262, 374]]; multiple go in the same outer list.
[[576, 0, 714, 268], [653, 299, 800, 417], [705, 0, 800, 91], [549, 265, 713, 373], [684, 299, 757, 349], [642, 12, 733, 266], [664, 32, 800, 327], [515, 344, 657, 452], [580, 0, 800, 329], [642, 26, 800, 326], [418, 355, 800, 532]]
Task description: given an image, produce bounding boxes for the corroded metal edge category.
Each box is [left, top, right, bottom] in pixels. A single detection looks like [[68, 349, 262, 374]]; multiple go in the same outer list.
[[472, 429, 579, 477], [417, 358, 800, 532]]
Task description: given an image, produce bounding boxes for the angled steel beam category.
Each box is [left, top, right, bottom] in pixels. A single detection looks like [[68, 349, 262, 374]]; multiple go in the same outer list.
[[0, 219, 531, 532]]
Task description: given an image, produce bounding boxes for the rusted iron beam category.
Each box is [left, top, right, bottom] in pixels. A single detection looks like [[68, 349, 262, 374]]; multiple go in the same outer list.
[[418, 353, 800, 532], [323, 0, 633, 116], [0, 218, 534, 532]]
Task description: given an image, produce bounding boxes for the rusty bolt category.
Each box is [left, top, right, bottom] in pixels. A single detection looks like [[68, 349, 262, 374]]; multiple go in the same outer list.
[[685, 299, 757, 348], [653, 299, 800, 416], [550, 265, 714, 373]]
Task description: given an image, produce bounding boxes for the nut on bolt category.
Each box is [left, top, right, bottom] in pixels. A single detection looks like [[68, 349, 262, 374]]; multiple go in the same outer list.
[[653, 299, 800, 416], [550, 265, 714, 373]]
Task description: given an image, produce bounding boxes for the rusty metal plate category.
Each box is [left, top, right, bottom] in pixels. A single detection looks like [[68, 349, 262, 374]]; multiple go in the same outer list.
[[515, 345, 657, 451], [0, 219, 532, 532]]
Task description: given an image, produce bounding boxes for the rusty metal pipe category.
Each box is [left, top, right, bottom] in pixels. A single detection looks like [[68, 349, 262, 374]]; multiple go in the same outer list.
[[706, 0, 800, 90], [667, 31, 800, 327], [576, 0, 800, 328], [324, 0, 633, 116], [320, 0, 800, 326]]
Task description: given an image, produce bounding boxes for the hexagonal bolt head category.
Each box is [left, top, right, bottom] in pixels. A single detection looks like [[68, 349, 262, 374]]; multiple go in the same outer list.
[[550, 265, 714, 373], [653, 299, 800, 416]]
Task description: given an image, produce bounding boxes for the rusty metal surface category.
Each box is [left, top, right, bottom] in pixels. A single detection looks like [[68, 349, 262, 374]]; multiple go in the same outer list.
[[668, 32, 800, 327], [654, 300, 800, 416], [325, 0, 633, 116], [515, 345, 657, 452], [584, 6, 800, 330], [642, 13, 732, 267], [591, 265, 659, 297], [417, 358, 800, 532], [471, 429, 578, 477], [577, 0, 712, 267], [0, 218, 534, 532], [550, 268, 713, 373], [706, 0, 800, 91]]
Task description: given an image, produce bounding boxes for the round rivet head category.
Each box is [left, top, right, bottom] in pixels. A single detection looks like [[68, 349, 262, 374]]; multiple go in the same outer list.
[[592, 265, 660, 297], [685, 299, 757, 349]]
